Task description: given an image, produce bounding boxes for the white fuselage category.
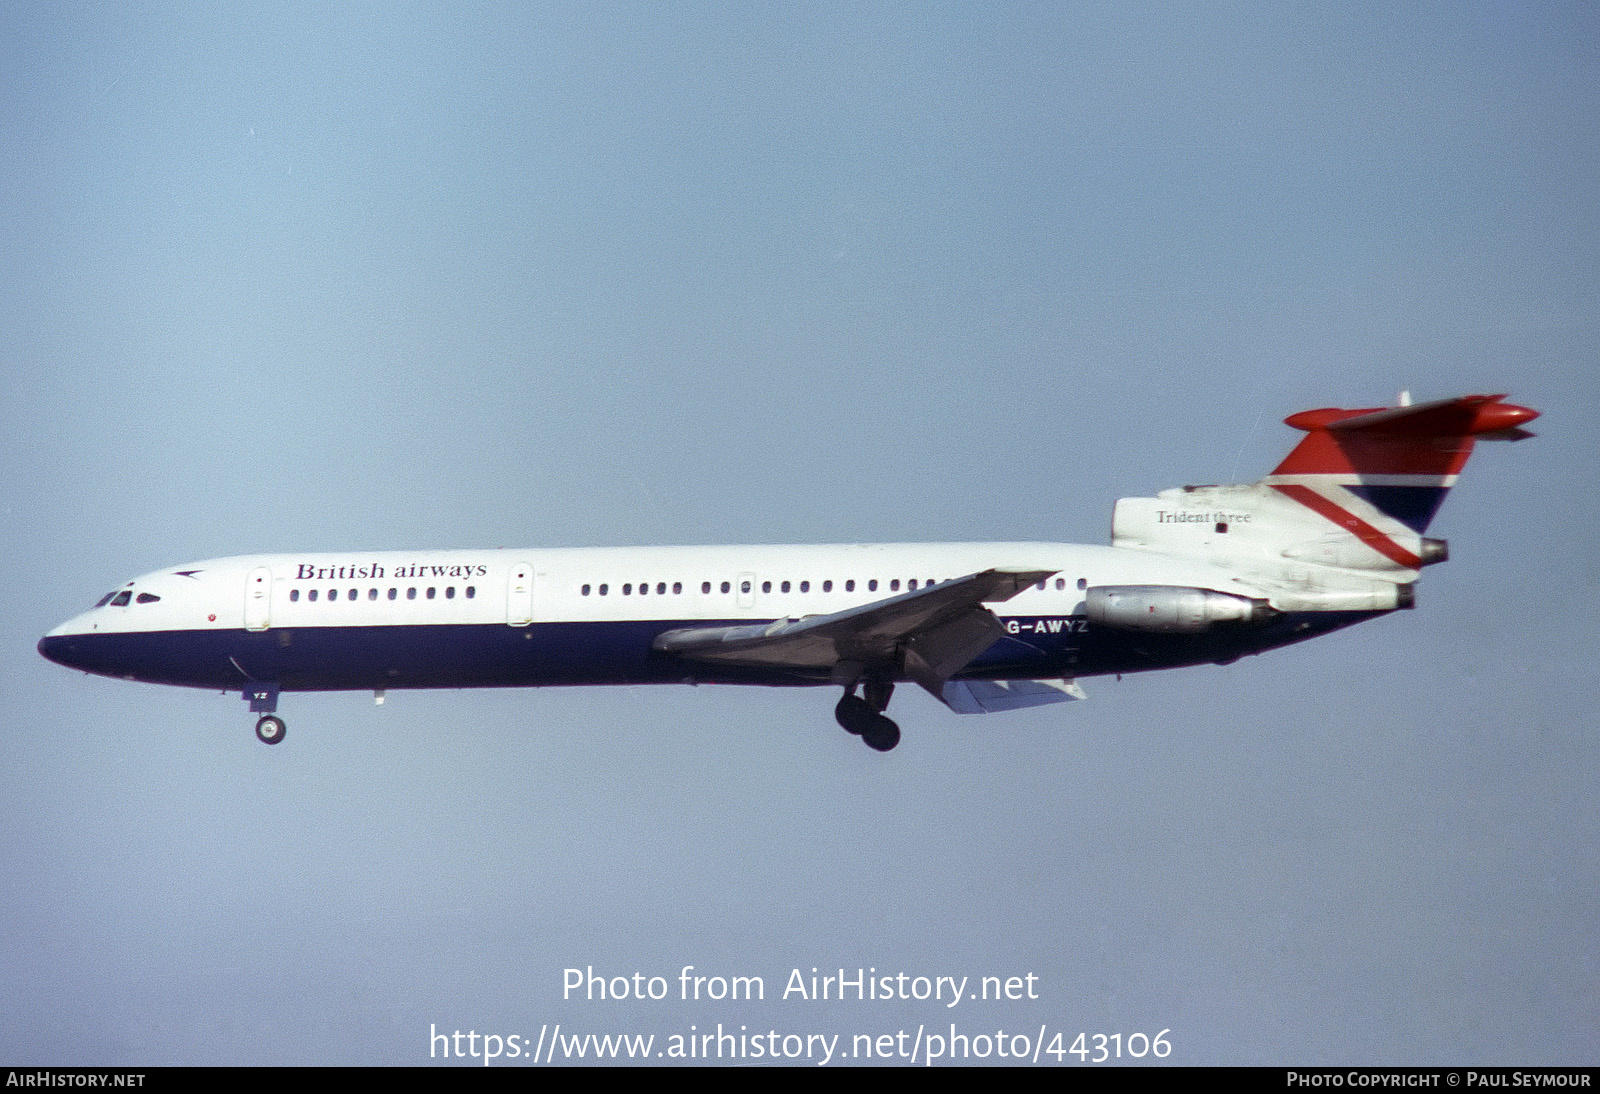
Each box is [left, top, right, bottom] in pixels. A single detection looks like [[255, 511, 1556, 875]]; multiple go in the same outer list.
[[45, 541, 1258, 643]]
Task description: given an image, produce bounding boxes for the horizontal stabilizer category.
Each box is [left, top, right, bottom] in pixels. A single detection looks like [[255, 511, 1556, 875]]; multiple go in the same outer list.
[[1285, 393, 1538, 437], [940, 678, 1087, 714]]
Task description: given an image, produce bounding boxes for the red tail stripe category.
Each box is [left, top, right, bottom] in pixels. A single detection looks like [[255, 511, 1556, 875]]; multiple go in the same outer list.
[[1273, 432, 1475, 476], [1270, 484, 1423, 569]]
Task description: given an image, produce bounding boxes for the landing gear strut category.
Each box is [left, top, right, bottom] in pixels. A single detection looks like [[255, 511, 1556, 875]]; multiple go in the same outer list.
[[245, 683, 285, 746], [834, 679, 901, 752]]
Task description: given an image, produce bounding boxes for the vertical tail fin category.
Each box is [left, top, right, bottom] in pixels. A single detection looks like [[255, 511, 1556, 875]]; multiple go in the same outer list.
[[1110, 394, 1538, 604], [1266, 393, 1538, 540]]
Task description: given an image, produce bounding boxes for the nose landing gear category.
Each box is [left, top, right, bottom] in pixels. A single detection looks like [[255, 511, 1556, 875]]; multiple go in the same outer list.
[[254, 715, 286, 745], [245, 683, 286, 746]]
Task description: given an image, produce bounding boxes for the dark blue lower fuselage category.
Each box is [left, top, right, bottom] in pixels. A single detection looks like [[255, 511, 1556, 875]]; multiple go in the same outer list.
[[37, 611, 1380, 695]]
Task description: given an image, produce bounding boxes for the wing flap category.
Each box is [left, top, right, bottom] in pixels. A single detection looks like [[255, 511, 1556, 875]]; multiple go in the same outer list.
[[902, 609, 1008, 696], [939, 678, 1087, 714]]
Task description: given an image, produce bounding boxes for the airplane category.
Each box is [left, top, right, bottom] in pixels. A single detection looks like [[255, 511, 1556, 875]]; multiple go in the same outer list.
[[38, 392, 1537, 752]]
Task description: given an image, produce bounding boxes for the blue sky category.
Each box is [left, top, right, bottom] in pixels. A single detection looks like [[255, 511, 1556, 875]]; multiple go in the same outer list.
[[3, 1, 1596, 1065]]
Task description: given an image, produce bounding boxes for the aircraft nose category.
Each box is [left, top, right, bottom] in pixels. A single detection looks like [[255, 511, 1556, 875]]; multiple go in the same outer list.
[[38, 613, 101, 671], [38, 633, 79, 669]]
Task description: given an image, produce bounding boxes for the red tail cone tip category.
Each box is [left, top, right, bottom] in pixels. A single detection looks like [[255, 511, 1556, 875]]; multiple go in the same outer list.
[[1472, 402, 1538, 432]]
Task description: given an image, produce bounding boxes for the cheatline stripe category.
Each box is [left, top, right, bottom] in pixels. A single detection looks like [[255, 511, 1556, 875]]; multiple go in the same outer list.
[[1269, 484, 1423, 569]]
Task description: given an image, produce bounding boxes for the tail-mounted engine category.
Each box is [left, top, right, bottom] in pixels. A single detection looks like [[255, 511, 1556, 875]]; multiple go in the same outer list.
[[1085, 585, 1278, 634]]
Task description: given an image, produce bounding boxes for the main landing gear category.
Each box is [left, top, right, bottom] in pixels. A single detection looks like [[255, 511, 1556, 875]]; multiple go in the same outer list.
[[835, 678, 900, 752]]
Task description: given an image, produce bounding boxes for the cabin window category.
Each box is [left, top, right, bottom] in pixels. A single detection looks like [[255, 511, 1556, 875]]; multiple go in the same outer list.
[[446, 586, 456, 599], [327, 588, 337, 601], [136, 592, 160, 604], [623, 584, 632, 595], [823, 580, 832, 593], [701, 581, 711, 594], [1055, 578, 1065, 590], [348, 589, 358, 601], [638, 582, 648, 596], [466, 586, 475, 599], [407, 588, 417, 600], [780, 581, 790, 593], [598, 584, 608, 596], [845, 580, 855, 592], [1077, 578, 1087, 590], [388, 588, 398, 600], [308, 589, 319, 602], [740, 580, 751, 594], [289, 589, 300, 602], [761, 581, 771, 594], [672, 582, 682, 594], [582, 584, 591, 596], [368, 588, 378, 600], [868, 580, 878, 592], [1036, 580, 1046, 591], [800, 580, 809, 593], [721, 581, 731, 594], [426, 587, 436, 599]]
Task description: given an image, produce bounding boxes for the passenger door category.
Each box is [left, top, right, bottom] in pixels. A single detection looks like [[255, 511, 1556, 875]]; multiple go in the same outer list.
[[244, 567, 272, 631], [506, 563, 534, 625]]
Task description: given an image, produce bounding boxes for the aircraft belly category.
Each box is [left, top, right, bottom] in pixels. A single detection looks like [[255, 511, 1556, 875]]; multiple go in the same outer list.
[[45, 620, 821, 693], [1037, 609, 1386, 678]]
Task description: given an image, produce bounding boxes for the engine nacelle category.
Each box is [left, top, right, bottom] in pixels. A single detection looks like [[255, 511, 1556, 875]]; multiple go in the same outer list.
[[1085, 585, 1276, 634]]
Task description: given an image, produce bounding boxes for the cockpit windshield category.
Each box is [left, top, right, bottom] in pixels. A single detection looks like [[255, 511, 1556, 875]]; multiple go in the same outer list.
[[98, 589, 160, 607]]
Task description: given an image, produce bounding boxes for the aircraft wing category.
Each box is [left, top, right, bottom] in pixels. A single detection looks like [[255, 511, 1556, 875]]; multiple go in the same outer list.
[[652, 568, 1054, 696]]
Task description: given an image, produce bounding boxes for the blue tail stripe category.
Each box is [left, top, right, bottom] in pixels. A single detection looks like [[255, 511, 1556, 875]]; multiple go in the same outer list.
[[1344, 485, 1449, 533]]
